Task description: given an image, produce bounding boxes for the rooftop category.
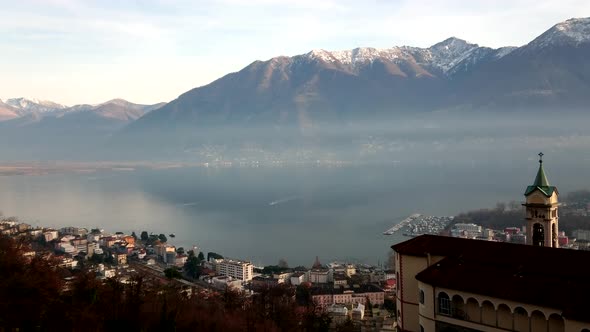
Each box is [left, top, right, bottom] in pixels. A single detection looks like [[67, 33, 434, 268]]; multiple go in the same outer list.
[[310, 284, 383, 296], [394, 235, 590, 322]]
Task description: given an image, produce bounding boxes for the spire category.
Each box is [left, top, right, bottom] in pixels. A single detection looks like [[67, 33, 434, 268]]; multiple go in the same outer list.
[[312, 256, 322, 269], [525, 152, 556, 197], [533, 152, 550, 187]]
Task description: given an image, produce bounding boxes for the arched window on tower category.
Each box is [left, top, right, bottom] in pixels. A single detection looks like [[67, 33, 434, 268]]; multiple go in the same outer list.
[[438, 292, 451, 315], [533, 223, 545, 246]]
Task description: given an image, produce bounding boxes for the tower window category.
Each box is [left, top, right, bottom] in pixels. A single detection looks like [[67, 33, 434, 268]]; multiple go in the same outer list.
[[419, 289, 425, 304], [533, 223, 545, 246]]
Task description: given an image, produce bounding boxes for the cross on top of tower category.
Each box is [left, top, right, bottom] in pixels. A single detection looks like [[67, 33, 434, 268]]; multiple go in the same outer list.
[[539, 152, 544, 164]]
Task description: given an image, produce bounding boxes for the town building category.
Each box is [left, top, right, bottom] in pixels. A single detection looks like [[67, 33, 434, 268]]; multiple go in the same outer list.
[[155, 244, 176, 263], [290, 272, 305, 285], [308, 268, 331, 284], [43, 230, 59, 242], [175, 254, 188, 267], [116, 252, 127, 265], [60, 226, 87, 236], [216, 259, 254, 281], [310, 284, 385, 308], [450, 223, 482, 239], [251, 275, 283, 290], [333, 272, 348, 286], [122, 235, 135, 246], [211, 275, 242, 289], [573, 229, 590, 241]]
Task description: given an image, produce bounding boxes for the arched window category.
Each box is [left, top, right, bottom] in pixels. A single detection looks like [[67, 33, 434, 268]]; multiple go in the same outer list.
[[548, 313, 564, 332], [419, 289, 425, 304], [438, 292, 451, 315], [514, 307, 530, 332], [420, 325, 424, 332], [451, 295, 465, 317], [533, 223, 545, 246]]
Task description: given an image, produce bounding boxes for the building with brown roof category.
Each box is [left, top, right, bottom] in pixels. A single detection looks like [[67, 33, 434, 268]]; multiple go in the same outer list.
[[392, 234, 590, 332], [391, 156, 590, 332]]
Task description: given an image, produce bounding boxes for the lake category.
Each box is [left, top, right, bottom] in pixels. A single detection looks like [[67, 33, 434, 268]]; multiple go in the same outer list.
[[0, 158, 589, 267]]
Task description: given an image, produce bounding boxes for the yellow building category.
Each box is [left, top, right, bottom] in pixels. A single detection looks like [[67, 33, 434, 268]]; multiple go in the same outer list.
[[392, 155, 590, 332], [393, 235, 590, 332]]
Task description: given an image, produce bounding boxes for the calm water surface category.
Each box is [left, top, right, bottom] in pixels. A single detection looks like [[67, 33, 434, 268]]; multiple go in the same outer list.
[[1, 160, 588, 266]]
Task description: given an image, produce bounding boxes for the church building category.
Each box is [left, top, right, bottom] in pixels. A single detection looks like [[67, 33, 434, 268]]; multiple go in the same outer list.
[[392, 154, 590, 332]]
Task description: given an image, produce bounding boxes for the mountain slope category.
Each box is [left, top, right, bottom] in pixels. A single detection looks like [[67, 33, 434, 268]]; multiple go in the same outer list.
[[452, 18, 590, 110], [126, 17, 589, 139], [4, 97, 67, 116], [0, 100, 19, 121], [0, 99, 165, 159]]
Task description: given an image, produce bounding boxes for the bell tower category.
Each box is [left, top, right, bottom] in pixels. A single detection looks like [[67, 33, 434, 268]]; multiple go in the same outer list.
[[523, 153, 559, 247]]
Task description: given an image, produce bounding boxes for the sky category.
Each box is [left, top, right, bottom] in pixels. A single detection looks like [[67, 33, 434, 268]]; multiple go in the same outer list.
[[1, 0, 589, 105]]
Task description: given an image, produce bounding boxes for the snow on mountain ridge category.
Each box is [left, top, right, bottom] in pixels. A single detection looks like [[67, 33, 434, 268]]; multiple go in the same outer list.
[[555, 17, 590, 43], [426, 37, 479, 72], [305, 47, 406, 66], [301, 37, 504, 75], [5, 97, 67, 113], [527, 17, 590, 49]]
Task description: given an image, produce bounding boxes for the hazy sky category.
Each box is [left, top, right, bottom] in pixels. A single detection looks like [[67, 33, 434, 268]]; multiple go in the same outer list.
[[1, 0, 589, 105]]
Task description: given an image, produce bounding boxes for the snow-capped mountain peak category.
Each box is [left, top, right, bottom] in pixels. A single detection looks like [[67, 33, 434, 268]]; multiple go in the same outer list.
[[527, 17, 590, 49], [300, 37, 487, 75], [5, 97, 67, 113], [305, 47, 405, 66], [555, 17, 590, 43], [426, 37, 480, 72]]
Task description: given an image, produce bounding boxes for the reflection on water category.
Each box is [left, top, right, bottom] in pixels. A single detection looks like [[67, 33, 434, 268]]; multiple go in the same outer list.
[[0, 160, 589, 266]]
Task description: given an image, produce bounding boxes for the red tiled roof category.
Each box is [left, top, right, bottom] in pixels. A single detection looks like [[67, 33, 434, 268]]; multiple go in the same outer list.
[[394, 235, 590, 322], [385, 279, 396, 286]]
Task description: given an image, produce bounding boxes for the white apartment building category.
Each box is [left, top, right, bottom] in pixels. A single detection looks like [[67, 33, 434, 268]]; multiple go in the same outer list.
[[451, 223, 482, 239], [43, 230, 59, 242], [216, 259, 254, 281], [573, 229, 590, 241]]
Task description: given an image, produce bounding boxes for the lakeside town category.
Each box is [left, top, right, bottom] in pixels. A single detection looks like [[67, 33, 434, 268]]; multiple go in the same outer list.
[[383, 199, 590, 250], [0, 217, 398, 330]]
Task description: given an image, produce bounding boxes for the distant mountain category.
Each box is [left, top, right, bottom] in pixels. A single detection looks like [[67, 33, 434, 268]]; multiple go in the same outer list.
[[4, 97, 67, 116], [449, 18, 590, 109], [3, 17, 590, 160], [0, 99, 19, 121], [0, 99, 165, 159], [127, 17, 590, 139]]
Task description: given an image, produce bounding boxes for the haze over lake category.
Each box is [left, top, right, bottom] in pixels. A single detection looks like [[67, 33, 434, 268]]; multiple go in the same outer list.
[[2, 153, 590, 267]]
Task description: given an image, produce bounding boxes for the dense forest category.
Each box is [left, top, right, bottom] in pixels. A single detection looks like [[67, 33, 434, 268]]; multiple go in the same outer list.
[[0, 235, 334, 332]]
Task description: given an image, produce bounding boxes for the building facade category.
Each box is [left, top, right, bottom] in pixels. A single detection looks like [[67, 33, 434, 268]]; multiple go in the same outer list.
[[216, 259, 254, 281], [392, 158, 589, 331], [393, 235, 590, 332], [311, 284, 385, 308]]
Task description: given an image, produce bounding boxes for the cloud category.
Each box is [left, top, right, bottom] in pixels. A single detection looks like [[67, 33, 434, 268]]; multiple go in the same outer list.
[[0, 0, 589, 103]]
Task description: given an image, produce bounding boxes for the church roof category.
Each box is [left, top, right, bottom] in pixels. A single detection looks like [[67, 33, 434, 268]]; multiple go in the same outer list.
[[524, 154, 556, 197], [393, 235, 590, 323]]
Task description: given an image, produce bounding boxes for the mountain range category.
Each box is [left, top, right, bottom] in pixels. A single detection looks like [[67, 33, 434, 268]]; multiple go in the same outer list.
[[0, 98, 164, 159], [1, 17, 590, 159], [127, 17, 590, 134]]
